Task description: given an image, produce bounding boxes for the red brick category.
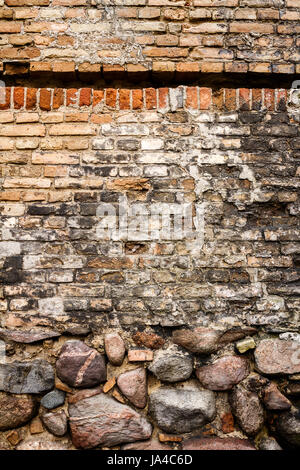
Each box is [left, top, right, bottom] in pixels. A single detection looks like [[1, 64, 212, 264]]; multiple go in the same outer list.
[[186, 86, 198, 109], [239, 88, 250, 111], [39, 88, 51, 110], [145, 88, 156, 109], [79, 88, 91, 106], [158, 87, 168, 109], [128, 349, 154, 362], [276, 89, 287, 112], [200, 87, 211, 110], [106, 88, 117, 108], [119, 89, 130, 110], [264, 88, 275, 111], [132, 89, 143, 110], [93, 90, 104, 107], [13, 87, 24, 109], [252, 89, 262, 111], [53, 88, 64, 109], [26, 88, 37, 109], [0, 87, 11, 110], [66, 88, 78, 107], [225, 88, 236, 111]]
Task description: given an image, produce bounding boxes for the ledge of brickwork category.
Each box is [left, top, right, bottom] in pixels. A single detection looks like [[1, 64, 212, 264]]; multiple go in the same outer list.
[[0, 86, 289, 112]]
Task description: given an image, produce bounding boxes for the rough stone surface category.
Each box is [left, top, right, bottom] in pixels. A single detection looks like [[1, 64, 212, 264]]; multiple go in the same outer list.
[[149, 387, 216, 434], [263, 383, 291, 411], [0, 360, 54, 394], [230, 384, 264, 436], [41, 390, 66, 410], [104, 333, 125, 366], [172, 328, 220, 355], [196, 356, 250, 391], [0, 392, 36, 431], [259, 437, 282, 451], [41, 410, 68, 437], [255, 339, 300, 375], [276, 409, 300, 448], [117, 367, 147, 409], [122, 439, 171, 450], [69, 391, 152, 449], [0, 328, 60, 344], [148, 347, 193, 383], [16, 434, 72, 450], [182, 437, 256, 451], [56, 340, 106, 388]]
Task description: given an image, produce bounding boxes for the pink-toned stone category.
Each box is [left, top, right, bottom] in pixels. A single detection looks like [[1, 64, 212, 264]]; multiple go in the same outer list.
[[122, 439, 171, 450], [128, 349, 154, 362], [69, 392, 152, 449], [255, 339, 300, 375], [104, 332, 125, 366], [172, 327, 220, 354], [0, 328, 60, 343], [230, 384, 264, 436], [196, 356, 250, 391], [182, 437, 256, 450], [117, 367, 147, 408], [0, 392, 36, 431], [263, 383, 291, 410], [56, 340, 106, 388]]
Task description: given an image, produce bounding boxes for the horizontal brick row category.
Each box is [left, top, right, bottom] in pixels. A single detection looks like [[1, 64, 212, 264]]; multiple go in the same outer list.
[[0, 87, 289, 112]]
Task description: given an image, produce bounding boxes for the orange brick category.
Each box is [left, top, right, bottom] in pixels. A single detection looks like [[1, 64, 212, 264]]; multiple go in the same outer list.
[[186, 87, 198, 109], [132, 89, 143, 110], [252, 89, 262, 111], [66, 88, 78, 107], [13, 87, 24, 109], [39, 88, 51, 110], [201, 62, 224, 73], [52, 62, 75, 73], [79, 88, 91, 106], [26, 88, 37, 109], [106, 88, 117, 108], [0, 191, 21, 201], [239, 88, 250, 111], [119, 89, 130, 110], [128, 349, 154, 362], [93, 90, 104, 107], [221, 412, 235, 434], [158, 87, 168, 109], [225, 88, 236, 111], [264, 88, 275, 111], [53, 88, 64, 109], [199, 87, 211, 110], [145, 88, 156, 109]]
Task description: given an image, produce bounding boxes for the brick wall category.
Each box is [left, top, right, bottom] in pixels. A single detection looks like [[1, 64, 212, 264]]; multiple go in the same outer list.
[[0, 85, 299, 331], [0, 0, 300, 76]]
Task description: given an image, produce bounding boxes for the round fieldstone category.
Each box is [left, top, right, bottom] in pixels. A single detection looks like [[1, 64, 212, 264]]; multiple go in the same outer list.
[[104, 332, 125, 366], [263, 383, 291, 410], [41, 410, 68, 437], [41, 389, 66, 410], [56, 340, 106, 388], [255, 339, 300, 375], [172, 328, 220, 354], [148, 347, 193, 383], [230, 384, 264, 436], [0, 392, 36, 431], [259, 437, 282, 450], [149, 387, 216, 434], [117, 367, 147, 408], [196, 355, 250, 391], [276, 409, 300, 448], [182, 437, 256, 450], [0, 360, 54, 394]]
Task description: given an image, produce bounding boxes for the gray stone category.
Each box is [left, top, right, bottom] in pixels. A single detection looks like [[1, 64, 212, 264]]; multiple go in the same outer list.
[[259, 437, 282, 450], [182, 437, 256, 450], [0, 360, 54, 394], [41, 389, 66, 410], [0, 392, 36, 431], [276, 409, 300, 448], [196, 356, 250, 391], [148, 347, 193, 383], [0, 328, 60, 344], [149, 387, 216, 434], [69, 390, 152, 449], [230, 384, 264, 436], [56, 340, 106, 388], [255, 339, 300, 375], [41, 410, 68, 437]]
